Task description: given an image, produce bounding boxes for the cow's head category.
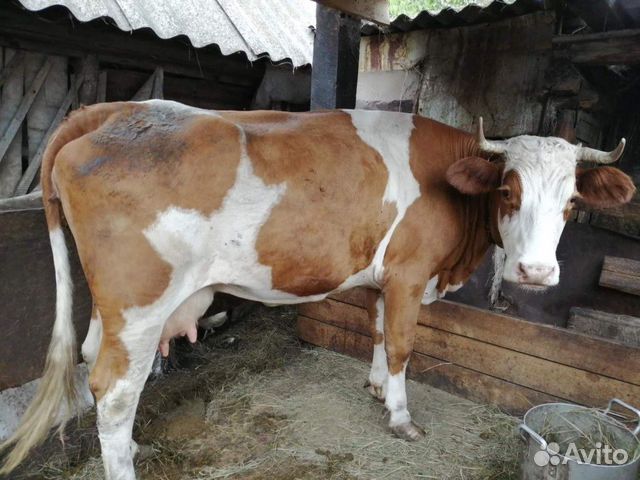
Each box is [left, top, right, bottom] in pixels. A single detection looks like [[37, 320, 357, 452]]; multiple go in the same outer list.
[[446, 118, 636, 290]]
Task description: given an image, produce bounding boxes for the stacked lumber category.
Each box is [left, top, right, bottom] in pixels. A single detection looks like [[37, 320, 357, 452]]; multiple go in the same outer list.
[[297, 288, 640, 415], [569, 307, 640, 348], [600, 256, 640, 297]]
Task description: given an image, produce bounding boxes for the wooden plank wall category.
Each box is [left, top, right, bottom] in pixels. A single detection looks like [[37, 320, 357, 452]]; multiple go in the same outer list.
[[297, 288, 640, 415]]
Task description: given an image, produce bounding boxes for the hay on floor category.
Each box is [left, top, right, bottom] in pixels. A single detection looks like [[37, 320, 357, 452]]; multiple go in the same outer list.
[[19, 305, 522, 480]]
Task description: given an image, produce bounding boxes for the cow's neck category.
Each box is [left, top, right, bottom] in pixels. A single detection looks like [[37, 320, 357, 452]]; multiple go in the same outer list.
[[407, 117, 503, 294], [433, 190, 500, 294]]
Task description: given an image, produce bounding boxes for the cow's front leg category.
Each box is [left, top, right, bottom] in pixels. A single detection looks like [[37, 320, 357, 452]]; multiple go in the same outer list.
[[382, 279, 426, 441], [364, 289, 387, 401]]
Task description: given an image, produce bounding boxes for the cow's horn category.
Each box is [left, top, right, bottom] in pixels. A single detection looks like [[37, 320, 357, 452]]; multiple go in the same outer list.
[[577, 138, 626, 164], [476, 117, 506, 154]]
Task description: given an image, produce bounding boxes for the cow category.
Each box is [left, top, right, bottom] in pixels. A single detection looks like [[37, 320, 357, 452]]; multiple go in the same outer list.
[[0, 100, 635, 479]]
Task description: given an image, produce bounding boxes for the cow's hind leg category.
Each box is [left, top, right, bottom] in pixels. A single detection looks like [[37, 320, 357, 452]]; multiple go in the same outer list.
[[364, 289, 387, 401], [90, 311, 165, 480], [382, 277, 426, 441]]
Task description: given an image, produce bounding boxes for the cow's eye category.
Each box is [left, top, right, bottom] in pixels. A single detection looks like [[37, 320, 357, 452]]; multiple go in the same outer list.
[[500, 188, 511, 200], [569, 196, 578, 206]]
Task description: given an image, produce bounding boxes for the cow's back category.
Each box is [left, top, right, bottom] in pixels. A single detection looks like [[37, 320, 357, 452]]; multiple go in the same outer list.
[[53, 101, 399, 303]]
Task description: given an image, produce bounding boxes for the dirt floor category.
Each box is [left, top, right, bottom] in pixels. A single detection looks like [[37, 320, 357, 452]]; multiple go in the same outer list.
[[17, 306, 522, 480]]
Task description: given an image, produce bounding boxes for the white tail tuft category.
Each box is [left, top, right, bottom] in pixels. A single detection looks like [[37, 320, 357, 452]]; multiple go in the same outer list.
[[0, 228, 79, 474]]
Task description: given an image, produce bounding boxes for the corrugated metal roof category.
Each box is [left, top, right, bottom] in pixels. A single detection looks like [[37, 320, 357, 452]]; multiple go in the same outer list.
[[17, 0, 316, 67], [362, 0, 545, 34]]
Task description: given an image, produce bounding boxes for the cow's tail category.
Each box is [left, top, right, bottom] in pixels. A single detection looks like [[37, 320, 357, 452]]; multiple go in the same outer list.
[[0, 102, 127, 475]]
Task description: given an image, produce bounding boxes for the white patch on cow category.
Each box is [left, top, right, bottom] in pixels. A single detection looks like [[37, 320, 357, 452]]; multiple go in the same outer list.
[[343, 110, 420, 287], [498, 136, 577, 286], [368, 296, 388, 396], [421, 275, 439, 305], [81, 311, 102, 370], [385, 362, 410, 427], [422, 275, 464, 304]]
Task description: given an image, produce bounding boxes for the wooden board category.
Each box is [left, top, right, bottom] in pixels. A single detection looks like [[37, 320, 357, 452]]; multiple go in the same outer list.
[[319, 293, 640, 386], [0, 208, 91, 389], [0, 48, 24, 198], [297, 316, 562, 415], [298, 293, 640, 413], [553, 29, 640, 66], [416, 12, 555, 137], [569, 307, 640, 348], [600, 256, 640, 297]]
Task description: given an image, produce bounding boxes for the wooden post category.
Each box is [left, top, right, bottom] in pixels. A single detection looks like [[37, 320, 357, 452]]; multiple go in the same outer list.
[[77, 55, 99, 105], [310, 4, 361, 110]]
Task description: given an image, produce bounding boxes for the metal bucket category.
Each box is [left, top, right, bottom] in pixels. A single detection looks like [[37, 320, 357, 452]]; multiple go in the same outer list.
[[519, 399, 640, 480]]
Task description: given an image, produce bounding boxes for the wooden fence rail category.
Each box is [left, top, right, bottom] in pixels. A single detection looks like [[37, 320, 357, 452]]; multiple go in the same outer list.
[[298, 288, 640, 415]]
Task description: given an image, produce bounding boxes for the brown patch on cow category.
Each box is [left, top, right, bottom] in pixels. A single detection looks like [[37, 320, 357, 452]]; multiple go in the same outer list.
[[498, 170, 522, 218], [52, 103, 243, 399], [243, 111, 397, 296], [381, 117, 498, 375], [364, 288, 384, 344], [576, 166, 636, 209]]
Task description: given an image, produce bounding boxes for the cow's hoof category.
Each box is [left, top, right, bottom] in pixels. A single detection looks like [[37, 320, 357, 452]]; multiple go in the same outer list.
[[363, 380, 385, 402], [391, 421, 426, 441]]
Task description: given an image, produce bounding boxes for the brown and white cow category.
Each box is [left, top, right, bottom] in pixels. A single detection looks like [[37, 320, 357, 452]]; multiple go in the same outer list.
[[0, 100, 634, 479]]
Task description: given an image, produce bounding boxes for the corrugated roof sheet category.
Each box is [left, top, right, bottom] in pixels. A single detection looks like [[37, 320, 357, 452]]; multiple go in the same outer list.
[[362, 0, 545, 34], [17, 0, 316, 67]]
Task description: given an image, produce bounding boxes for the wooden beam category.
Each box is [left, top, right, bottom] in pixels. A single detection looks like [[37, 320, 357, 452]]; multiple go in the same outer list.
[[565, 0, 626, 32], [77, 55, 98, 105], [569, 307, 640, 348], [14, 73, 85, 196], [553, 29, 640, 65], [0, 50, 23, 89], [0, 190, 42, 211], [131, 67, 164, 101], [297, 315, 562, 415], [314, 0, 389, 25], [310, 4, 361, 110], [304, 295, 640, 386], [96, 71, 107, 103], [0, 58, 52, 167], [600, 256, 640, 297], [152, 67, 164, 100]]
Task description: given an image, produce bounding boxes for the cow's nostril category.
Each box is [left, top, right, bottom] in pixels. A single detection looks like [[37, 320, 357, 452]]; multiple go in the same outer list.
[[518, 262, 555, 283], [518, 262, 527, 277]]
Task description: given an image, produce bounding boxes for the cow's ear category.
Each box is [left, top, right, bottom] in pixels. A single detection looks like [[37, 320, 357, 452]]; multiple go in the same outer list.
[[576, 167, 636, 209], [446, 157, 501, 195]]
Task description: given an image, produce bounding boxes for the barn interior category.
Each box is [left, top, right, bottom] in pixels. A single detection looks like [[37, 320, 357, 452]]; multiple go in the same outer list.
[[0, 0, 639, 478]]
